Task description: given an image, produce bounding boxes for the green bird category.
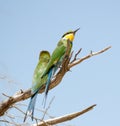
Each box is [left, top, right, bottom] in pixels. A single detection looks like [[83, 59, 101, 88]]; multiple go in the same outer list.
[[24, 50, 50, 122], [42, 28, 80, 107]]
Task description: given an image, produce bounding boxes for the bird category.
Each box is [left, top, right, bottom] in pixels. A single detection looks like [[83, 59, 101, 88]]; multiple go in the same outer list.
[[42, 28, 80, 107], [23, 50, 50, 122]]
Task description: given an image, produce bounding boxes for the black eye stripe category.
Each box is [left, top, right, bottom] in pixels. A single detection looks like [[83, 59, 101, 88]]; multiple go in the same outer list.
[[62, 32, 73, 38]]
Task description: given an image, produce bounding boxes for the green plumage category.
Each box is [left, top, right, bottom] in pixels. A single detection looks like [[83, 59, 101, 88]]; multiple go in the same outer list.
[[24, 50, 50, 122], [31, 51, 50, 94], [41, 28, 79, 107], [41, 28, 80, 77], [42, 39, 72, 77], [24, 28, 79, 121]]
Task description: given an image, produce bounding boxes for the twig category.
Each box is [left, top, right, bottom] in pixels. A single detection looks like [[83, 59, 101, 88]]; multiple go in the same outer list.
[[5, 112, 15, 119], [0, 119, 19, 126], [70, 48, 82, 63], [32, 104, 96, 126], [2, 93, 11, 98], [12, 105, 25, 115], [69, 46, 111, 68], [42, 96, 55, 120]]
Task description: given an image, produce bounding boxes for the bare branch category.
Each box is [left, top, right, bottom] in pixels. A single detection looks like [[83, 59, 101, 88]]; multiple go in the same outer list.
[[70, 48, 82, 63], [69, 46, 111, 68], [2, 93, 12, 98], [0, 119, 19, 126], [42, 96, 55, 120], [12, 105, 25, 115], [0, 46, 111, 116], [32, 104, 96, 126], [0, 89, 31, 116]]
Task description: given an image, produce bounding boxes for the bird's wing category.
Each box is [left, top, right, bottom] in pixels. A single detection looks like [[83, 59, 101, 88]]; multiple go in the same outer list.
[[42, 40, 66, 77]]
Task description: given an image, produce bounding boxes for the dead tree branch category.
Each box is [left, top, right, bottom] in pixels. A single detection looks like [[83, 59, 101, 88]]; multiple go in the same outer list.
[[69, 46, 111, 68], [0, 46, 111, 116], [32, 104, 96, 126]]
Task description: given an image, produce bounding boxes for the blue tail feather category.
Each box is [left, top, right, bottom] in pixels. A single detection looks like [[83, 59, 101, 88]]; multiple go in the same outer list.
[[43, 64, 60, 108], [43, 67, 54, 108], [23, 92, 38, 122]]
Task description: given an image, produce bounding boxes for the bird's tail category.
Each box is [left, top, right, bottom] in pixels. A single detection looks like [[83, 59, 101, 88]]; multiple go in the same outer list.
[[43, 67, 54, 108], [23, 92, 38, 122]]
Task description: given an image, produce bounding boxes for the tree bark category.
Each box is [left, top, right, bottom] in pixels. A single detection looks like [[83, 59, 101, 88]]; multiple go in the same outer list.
[[0, 46, 111, 116]]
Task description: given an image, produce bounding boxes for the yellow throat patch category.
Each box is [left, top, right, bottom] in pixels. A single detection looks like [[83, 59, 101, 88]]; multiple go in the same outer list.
[[64, 33, 74, 42]]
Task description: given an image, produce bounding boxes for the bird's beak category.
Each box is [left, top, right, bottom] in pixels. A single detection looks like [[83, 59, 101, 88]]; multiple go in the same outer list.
[[74, 28, 80, 34]]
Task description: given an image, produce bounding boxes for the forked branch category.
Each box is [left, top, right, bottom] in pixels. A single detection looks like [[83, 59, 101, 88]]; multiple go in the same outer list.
[[0, 46, 111, 116]]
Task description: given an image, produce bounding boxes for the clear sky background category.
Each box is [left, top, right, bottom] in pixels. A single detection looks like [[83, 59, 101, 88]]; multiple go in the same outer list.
[[0, 0, 120, 126]]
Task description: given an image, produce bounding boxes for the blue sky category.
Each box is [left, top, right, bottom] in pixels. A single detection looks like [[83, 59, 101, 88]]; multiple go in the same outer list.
[[0, 0, 120, 125]]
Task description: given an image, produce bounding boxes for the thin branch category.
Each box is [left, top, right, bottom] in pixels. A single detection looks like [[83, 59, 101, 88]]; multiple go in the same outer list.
[[2, 93, 12, 98], [0, 119, 19, 126], [0, 46, 111, 116], [0, 119, 11, 124], [17, 102, 55, 119], [5, 112, 15, 119], [32, 104, 96, 126], [42, 96, 55, 120], [69, 46, 111, 68], [70, 48, 82, 63], [12, 105, 25, 115]]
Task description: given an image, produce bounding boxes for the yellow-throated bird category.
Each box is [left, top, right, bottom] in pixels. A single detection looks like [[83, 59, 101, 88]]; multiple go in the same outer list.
[[42, 28, 80, 107]]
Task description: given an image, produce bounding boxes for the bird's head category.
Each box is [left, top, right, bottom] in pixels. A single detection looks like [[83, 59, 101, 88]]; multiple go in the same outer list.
[[39, 51, 50, 61], [62, 28, 80, 42]]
